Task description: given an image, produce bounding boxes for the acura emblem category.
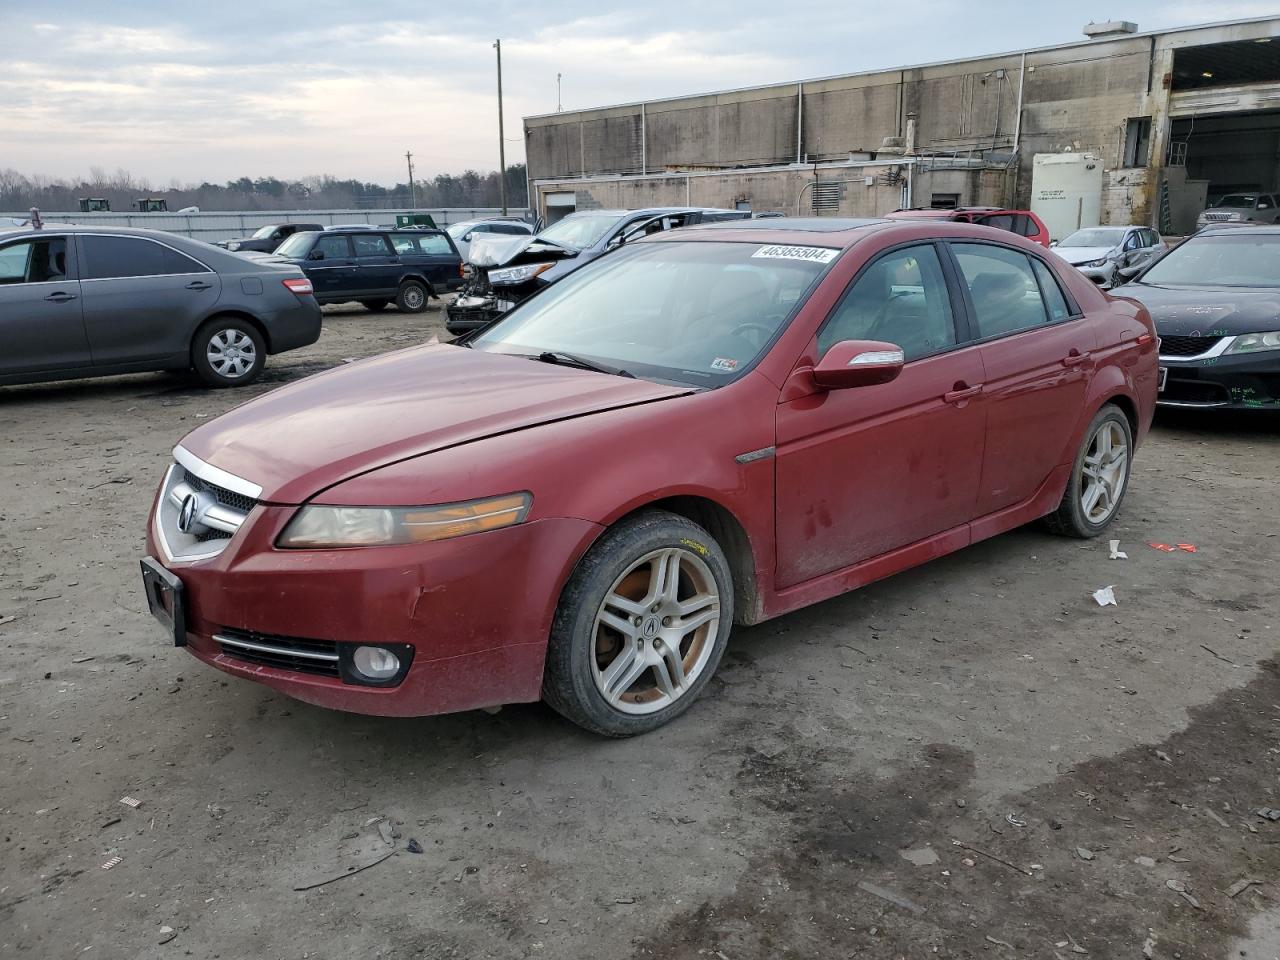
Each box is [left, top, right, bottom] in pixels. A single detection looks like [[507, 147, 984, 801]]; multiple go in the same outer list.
[[178, 493, 201, 534]]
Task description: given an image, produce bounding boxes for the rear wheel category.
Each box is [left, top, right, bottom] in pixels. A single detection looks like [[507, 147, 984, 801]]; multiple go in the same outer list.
[[191, 318, 265, 387], [543, 511, 733, 737], [1045, 404, 1132, 537], [360, 299, 389, 312], [396, 281, 428, 313]]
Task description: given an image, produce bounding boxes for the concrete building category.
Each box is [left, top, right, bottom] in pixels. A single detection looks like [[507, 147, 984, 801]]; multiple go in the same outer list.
[[523, 16, 1280, 234]]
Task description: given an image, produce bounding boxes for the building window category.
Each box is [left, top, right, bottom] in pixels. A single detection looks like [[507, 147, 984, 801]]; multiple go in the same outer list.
[[735, 200, 752, 211], [1123, 117, 1152, 168], [930, 193, 960, 209]]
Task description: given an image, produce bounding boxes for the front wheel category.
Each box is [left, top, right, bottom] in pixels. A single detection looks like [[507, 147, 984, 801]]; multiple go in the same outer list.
[[543, 511, 733, 737], [191, 318, 265, 387], [396, 281, 428, 313], [1045, 404, 1133, 537]]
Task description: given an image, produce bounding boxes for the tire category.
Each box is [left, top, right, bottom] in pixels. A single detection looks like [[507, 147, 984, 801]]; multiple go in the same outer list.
[[543, 510, 734, 737], [360, 299, 390, 312], [191, 318, 265, 388], [1045, 403, 1133, 538], [396, 281, 428, 313]]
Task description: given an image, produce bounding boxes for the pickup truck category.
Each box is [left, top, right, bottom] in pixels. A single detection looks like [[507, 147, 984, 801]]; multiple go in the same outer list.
[[265, 228, 465, 312], [217, 223, 325, 254]]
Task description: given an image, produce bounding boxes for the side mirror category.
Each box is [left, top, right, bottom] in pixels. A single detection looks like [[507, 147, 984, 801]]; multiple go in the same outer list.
[[1048, 239, 1059, 247], [812, 340, 905, 390], [307, 249, 325, 261], [462, 232, 473, 241]]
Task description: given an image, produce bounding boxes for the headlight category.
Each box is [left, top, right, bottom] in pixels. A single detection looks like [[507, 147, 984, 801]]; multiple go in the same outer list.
[[227, 242, 241, 251], [278, 492, 532, 548], [1085, 258, 1110, 268], [1224, 331, 1280, 355], [488, 262, 555, 285]]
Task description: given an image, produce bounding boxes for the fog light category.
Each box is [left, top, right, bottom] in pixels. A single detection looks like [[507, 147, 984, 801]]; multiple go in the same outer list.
[[352, 645, 401, 680]]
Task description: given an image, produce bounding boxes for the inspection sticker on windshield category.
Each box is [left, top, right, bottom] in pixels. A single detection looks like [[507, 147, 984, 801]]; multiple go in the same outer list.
[[710, 357, 740, 372], [751, 245, 839, 264]]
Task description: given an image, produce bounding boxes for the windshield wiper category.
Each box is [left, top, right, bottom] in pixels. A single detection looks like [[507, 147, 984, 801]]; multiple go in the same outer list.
[[534, 351, 634, 378]]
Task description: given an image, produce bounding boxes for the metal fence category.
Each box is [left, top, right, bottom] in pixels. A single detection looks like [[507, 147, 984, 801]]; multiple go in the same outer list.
[[1, 208, 531, 245]]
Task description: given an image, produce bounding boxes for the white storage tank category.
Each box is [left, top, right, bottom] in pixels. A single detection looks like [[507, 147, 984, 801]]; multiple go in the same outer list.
[[1031, 152, 1103, 240]]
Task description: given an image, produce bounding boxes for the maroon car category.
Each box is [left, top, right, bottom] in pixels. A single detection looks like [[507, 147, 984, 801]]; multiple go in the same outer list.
[[141, 217, 1157, 736], [886, 207, 1052, 247]]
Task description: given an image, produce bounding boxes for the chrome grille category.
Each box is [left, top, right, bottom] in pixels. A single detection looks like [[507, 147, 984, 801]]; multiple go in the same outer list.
[[1201, 212, 1233, 222], [215, 629, 340, 677], [153, 447, 261, 562]]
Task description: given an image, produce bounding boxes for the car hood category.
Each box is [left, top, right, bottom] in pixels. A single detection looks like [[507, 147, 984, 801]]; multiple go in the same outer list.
[[179, 344, 692, 504], [1114, 282, 1280, 335], [1056, 246, 1116, 265], [466, 233, 577, 268]]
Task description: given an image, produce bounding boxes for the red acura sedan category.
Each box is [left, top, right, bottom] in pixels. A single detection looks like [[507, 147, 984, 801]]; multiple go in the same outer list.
[[141, 218, 1157, 736]]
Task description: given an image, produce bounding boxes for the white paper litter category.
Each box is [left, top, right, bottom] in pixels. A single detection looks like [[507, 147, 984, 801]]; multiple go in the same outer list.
[[1109, 539, 1127, 560], [1093, 585, 1117, 606]]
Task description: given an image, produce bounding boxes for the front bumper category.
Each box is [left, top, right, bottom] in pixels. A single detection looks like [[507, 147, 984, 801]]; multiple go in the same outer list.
[[1071, 262, 1115, 285], [1158, 349, 1280, 409], [144, 505, 602, 716]]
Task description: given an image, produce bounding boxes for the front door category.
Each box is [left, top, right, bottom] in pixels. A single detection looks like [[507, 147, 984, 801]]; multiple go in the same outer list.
[[0, 234, 90, 376], [350, 233, 400, 297], [78, 234, 221, 366], [946, 240, 1095, 517], [306, 234, 356, 300], [775, 243, 987, 587]]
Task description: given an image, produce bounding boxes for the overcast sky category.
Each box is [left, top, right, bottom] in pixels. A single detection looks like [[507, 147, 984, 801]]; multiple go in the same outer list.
[[1, 0, 1272, 185]]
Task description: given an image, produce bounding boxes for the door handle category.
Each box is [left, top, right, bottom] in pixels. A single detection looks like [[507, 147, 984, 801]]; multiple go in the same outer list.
[[185, 281, 213, 290], [44, 291, 77, 302], [1061, 350, 1092, 367], [943, 383, 983, 404]]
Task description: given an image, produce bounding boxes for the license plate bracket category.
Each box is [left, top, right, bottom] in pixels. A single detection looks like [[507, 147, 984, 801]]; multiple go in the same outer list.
[[140, 556, 186, 646]]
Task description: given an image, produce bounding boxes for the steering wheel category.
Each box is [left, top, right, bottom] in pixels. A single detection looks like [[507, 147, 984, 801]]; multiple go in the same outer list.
[[731, 322, 774, 348]]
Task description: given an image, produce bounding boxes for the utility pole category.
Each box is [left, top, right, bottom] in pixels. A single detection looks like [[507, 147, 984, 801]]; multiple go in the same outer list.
[[405, 150, 417, 208], [494, 38, 507, 215], [557, 72, 562, 112]]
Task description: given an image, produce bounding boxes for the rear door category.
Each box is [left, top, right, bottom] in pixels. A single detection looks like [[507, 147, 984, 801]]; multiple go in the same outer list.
[[408, 232, 463, 291], [79, 235, 221, 366], [774, 242, 986, 586], [0, 234, 91, 376], [350, 233, 399, 296], [946, 240, 1094, 517]]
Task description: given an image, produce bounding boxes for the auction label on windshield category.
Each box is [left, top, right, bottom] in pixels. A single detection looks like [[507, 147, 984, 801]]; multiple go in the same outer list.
[[751, 245, 839, 263]]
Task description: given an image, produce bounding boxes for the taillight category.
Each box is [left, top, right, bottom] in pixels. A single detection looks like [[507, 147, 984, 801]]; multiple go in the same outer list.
[[283, 277, 314, 296]]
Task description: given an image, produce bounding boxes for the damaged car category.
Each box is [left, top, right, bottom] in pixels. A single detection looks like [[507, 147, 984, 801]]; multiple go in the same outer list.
[[444, 207, 749, 334], [1050, 226, 1166, 287]]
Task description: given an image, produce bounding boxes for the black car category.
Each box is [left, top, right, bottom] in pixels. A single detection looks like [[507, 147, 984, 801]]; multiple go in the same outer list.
[[1116, 226, 1280, 410], [216, 222, 324, 254], [0, 224, 321, 388], [445, 207, 749, 334], [268, 228, 464, 313]]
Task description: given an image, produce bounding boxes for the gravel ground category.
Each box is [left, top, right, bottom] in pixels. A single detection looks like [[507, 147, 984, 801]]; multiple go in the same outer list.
[[1, 301, 1279, 959]]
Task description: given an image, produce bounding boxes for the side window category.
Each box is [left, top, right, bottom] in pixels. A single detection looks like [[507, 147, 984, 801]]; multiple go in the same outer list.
[[0, 237, 68, 284], [952, 243, 1050, 338], [417, 234, 452, 255], [81, 236, 206, 279], [313, 235, 352, 259], [493, 224, 528, 235], [1123, 231, 1141, 251], [977, 213, 1016, 233], [389, 234, 418, 255], [1013, 214, 1037, 237], [817, 245, 957, 361], [353, 234, 392, 257], [1030, 259, 1072, 322]]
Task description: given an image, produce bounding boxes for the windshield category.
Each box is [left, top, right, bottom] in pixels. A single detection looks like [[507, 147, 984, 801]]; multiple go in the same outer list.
[[1059, 228, 1126, 247], [471, 240, 836, 386], [446, 222, 473, 239], [274, 233, 314, 258], [535, 214, 624, 251], [251, 225, 277, 240], [1215, 194, 1257, 208], [1138, 233, 1280, 288]]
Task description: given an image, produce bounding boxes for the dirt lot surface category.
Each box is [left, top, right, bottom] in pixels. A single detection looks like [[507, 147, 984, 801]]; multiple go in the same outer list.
[[2, 302, 1280, 959]]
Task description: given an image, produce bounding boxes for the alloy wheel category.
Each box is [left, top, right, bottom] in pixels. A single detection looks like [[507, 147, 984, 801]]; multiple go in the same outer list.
[[206, 329, 258, 379], [402, 286, 424, 309], [591, 547, 721, 715], [1079, 420, 1128, 524]]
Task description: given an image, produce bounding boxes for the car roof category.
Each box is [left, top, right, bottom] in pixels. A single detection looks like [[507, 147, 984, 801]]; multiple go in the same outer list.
[[564, 207, 739, 218], [643, 216, 1059, 250], [1195, 223, 1280, 235], [0, 222, 186, 240]]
